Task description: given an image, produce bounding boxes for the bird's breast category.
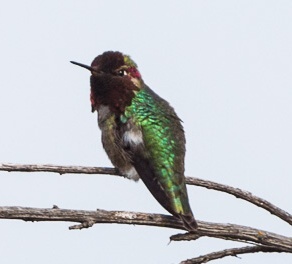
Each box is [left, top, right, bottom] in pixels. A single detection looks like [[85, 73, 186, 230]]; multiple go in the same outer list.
[[97, 105, 111, 124]]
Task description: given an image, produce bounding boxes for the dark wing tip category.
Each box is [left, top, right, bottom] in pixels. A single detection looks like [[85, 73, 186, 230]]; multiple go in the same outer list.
[[179, 214, 198, 231]]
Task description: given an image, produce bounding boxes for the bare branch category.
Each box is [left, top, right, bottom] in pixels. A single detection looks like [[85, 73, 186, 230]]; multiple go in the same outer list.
[[1, 163, 291, 226], [0, 163, 291, 262], [0, 163, 118, 176], [0, 206, 291, 253], [170, 222, 292, 253], [179, 245, 283, 264], [185, 177, 292, 226], [0, 206, 183, 229]]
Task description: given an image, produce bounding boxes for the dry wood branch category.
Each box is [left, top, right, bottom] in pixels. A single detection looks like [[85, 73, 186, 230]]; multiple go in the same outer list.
[[180, 245, 283, 264], [0, 206, 291, 253], [0, 163, 291, 262], [186, 177, 292, 226], [0, 163, 118, 176], [170, 225, 292, 252], [1, 163, 291, 226], [0, 206, 182, 229]]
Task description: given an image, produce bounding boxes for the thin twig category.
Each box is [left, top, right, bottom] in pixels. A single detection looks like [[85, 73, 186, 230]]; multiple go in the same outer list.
[[0, 163, 291, 225], [186, 177, 292, 226], [0, 163, 118, 175], [179, 245, 283, 264], [0, 206, 291, 252]]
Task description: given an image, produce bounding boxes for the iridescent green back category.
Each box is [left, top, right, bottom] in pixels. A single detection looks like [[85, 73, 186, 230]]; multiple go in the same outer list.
[[123, 86, 192, 216]]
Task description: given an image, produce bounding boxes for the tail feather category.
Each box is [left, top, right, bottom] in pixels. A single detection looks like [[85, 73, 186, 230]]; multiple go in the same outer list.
[[179, 213, 198, 231]]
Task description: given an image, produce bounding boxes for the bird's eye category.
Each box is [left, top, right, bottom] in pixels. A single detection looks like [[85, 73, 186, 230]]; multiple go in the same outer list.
[[117, 70, 127, 76]]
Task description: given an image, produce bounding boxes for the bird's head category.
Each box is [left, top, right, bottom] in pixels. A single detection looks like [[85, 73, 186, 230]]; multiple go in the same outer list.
[[71, 51, 143, 113]]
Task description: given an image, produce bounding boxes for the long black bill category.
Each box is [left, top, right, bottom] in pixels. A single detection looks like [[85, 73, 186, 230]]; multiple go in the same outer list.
[[70, 61, 95, 72]]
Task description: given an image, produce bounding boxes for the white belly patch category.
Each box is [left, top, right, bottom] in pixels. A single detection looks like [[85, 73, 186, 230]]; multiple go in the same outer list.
[[123, 130, 143, 146]]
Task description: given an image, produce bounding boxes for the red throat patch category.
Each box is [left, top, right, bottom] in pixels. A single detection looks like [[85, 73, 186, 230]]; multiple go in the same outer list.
[[128, 67, 141, 79]]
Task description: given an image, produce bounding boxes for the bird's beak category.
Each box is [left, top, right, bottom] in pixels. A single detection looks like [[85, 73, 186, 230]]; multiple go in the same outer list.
[[70, 61, 98, 73]]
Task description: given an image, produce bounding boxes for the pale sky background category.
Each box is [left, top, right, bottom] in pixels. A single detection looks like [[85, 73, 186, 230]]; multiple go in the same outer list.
[[0, 1, 291, 263]]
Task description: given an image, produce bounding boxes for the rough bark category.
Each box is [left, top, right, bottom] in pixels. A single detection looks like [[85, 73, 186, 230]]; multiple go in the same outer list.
[[0, 163, 291, 263]]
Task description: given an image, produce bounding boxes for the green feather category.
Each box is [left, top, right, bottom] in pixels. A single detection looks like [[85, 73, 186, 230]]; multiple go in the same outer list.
[[123, 86, 191, 216]]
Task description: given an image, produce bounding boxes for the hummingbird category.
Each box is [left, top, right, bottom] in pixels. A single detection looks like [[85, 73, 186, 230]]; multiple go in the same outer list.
[[71, 51, 197, 231]]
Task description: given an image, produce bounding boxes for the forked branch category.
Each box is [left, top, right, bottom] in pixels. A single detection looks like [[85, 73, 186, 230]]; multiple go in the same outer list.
[[1, 163, 291, 225], [0, 163, 291, 263], [0, 206, 291, 253]]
